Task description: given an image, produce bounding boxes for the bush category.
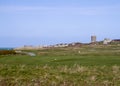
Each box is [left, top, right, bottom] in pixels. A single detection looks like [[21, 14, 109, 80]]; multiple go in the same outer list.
[[0, 50, 16, 55]]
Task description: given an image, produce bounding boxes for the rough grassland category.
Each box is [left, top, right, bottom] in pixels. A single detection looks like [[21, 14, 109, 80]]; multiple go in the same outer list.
[[0, 45, 120, 86]]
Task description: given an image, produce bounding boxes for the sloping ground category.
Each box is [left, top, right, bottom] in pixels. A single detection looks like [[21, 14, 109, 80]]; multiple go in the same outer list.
[[0, 45, 120, 85]]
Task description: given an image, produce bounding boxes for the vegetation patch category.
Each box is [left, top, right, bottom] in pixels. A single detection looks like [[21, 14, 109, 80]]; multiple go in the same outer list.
[[0, 64, 120, 86], [0, 45, 120, 85], [0, 50, 16, 55]]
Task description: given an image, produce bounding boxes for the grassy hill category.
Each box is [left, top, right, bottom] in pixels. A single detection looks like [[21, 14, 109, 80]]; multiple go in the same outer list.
[[0, 44, 120, 85]]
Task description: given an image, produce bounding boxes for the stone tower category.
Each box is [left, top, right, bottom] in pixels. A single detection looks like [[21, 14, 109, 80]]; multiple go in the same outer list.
[[91, 35, 96, 43]]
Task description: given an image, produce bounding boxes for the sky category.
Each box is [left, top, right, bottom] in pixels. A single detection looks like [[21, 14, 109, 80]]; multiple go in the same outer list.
[[0, 0, 120, 47]]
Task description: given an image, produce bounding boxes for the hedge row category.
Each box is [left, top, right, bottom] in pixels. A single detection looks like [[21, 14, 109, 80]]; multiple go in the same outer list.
[[0, 50, 16, 55]]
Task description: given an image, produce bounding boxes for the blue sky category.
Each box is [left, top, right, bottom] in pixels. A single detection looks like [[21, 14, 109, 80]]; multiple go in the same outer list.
[[0, 0, 120, 47]]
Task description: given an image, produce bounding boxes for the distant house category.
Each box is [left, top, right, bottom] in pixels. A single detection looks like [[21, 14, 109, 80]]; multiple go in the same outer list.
[[112, 39, 120, 42], [14, 45, 34, 50], [112, 39, 120, 44], [54, 43, 68, 47], [103, 38, 111, 45], [68, 42, 83, 47]]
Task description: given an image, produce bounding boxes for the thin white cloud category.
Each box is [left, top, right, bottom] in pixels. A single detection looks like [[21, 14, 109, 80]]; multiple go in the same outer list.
[[0, 5, 120, 15]]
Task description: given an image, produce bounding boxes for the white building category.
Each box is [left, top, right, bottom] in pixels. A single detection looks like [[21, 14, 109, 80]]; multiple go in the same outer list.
[[103, 38, 111, 44]]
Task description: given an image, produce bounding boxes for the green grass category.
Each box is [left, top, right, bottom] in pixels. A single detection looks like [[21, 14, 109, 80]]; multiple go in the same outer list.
[[0, 55, 120, 66], [0, 45, 120, 85]]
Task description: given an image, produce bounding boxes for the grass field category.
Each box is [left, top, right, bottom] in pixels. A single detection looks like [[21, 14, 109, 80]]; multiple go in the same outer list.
[[0, 45, 120, 85]]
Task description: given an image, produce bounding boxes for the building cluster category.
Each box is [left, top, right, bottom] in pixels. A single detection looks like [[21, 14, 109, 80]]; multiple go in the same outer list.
[[14, 35, 120, 50], [14, 44, 69, 50], [90, 35, 120, 45], [14, 42, 84, 50], [90, 35, 112, 44]]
